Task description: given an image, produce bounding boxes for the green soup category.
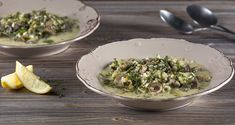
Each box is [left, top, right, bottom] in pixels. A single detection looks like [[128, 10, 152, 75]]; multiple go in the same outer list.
[[99, 55, 212, 99]]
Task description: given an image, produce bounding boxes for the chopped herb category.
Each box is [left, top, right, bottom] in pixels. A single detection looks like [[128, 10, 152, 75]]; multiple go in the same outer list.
[[0, 10, 78, 44], [43, 39, 54, 44], [99, 54, 212, 97]]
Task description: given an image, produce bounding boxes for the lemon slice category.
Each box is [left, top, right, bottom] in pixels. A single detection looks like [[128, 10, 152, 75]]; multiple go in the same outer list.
[[15, 61, 52, 94], [1, 65, 33, 90]]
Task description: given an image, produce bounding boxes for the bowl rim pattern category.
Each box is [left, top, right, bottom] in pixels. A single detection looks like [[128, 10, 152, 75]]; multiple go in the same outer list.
[[76, 38, 234, 102]]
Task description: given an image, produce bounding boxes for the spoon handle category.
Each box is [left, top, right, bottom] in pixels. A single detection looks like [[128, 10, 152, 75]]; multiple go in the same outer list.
[[193, 28, 208, 32], [210, 25, 235, 34], [217, 25, 235, 34]]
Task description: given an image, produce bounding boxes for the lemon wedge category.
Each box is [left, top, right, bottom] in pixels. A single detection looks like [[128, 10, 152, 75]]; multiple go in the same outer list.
[[15, 61, 52, 94], [1, 65, 33, 90]]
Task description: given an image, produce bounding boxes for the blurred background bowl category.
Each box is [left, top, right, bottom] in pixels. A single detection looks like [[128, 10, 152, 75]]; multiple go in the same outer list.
[[0, 0, 100, 57]]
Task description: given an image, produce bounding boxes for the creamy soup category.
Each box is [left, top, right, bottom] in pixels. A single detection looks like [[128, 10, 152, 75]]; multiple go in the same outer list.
[[0, 27, 79, 46], [0, 10, 79, 46], [99, 55, 212, 99]]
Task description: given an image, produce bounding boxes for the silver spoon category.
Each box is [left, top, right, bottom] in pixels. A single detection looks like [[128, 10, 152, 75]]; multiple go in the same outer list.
[[187, 4, 235, 34], [160, 10, 207, 34]]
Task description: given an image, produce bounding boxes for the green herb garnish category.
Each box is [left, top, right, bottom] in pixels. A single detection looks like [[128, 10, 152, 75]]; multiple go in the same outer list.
[[99, 54, 212, 96], [0, 10, 78, 44], [43, 39, 54, 44]]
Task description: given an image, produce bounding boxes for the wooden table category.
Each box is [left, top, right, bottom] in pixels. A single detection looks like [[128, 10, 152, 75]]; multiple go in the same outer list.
[[0, 1, 235, 125]]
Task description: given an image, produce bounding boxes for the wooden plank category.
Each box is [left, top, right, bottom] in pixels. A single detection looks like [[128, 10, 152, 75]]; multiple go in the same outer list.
[[0, 1, 235, 125]]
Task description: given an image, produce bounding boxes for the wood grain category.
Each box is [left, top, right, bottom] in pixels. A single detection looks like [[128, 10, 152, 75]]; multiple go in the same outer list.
[[0, 1, 235, 125]]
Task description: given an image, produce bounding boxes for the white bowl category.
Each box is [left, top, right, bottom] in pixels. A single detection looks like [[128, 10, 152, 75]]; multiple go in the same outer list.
[[0, 0, 100, 57], [76, 38, 234, 111]]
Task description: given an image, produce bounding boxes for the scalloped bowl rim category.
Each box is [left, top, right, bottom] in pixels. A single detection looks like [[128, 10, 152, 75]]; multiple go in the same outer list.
[[0, 0, 100, 49], [76, 38, 234, 102]]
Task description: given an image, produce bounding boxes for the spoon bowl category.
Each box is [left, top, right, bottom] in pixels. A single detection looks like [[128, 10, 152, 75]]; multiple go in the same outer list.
[[187, 4, 218, 27], [160, 10, 194, 34], [187, 4, 235, 34]]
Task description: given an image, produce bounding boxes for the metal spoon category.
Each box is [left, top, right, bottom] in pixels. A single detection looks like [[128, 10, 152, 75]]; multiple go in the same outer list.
[[160, 10, 207, 34], [187, 4, 235, 34]]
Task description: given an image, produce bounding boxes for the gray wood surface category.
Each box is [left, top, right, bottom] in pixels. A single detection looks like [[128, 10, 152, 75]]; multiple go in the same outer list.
[[0, 1, 235, 125]]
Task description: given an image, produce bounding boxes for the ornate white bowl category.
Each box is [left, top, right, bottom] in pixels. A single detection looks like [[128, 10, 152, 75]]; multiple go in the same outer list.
[[0, 0, 100, 57], [76, 38, 234, 111]]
